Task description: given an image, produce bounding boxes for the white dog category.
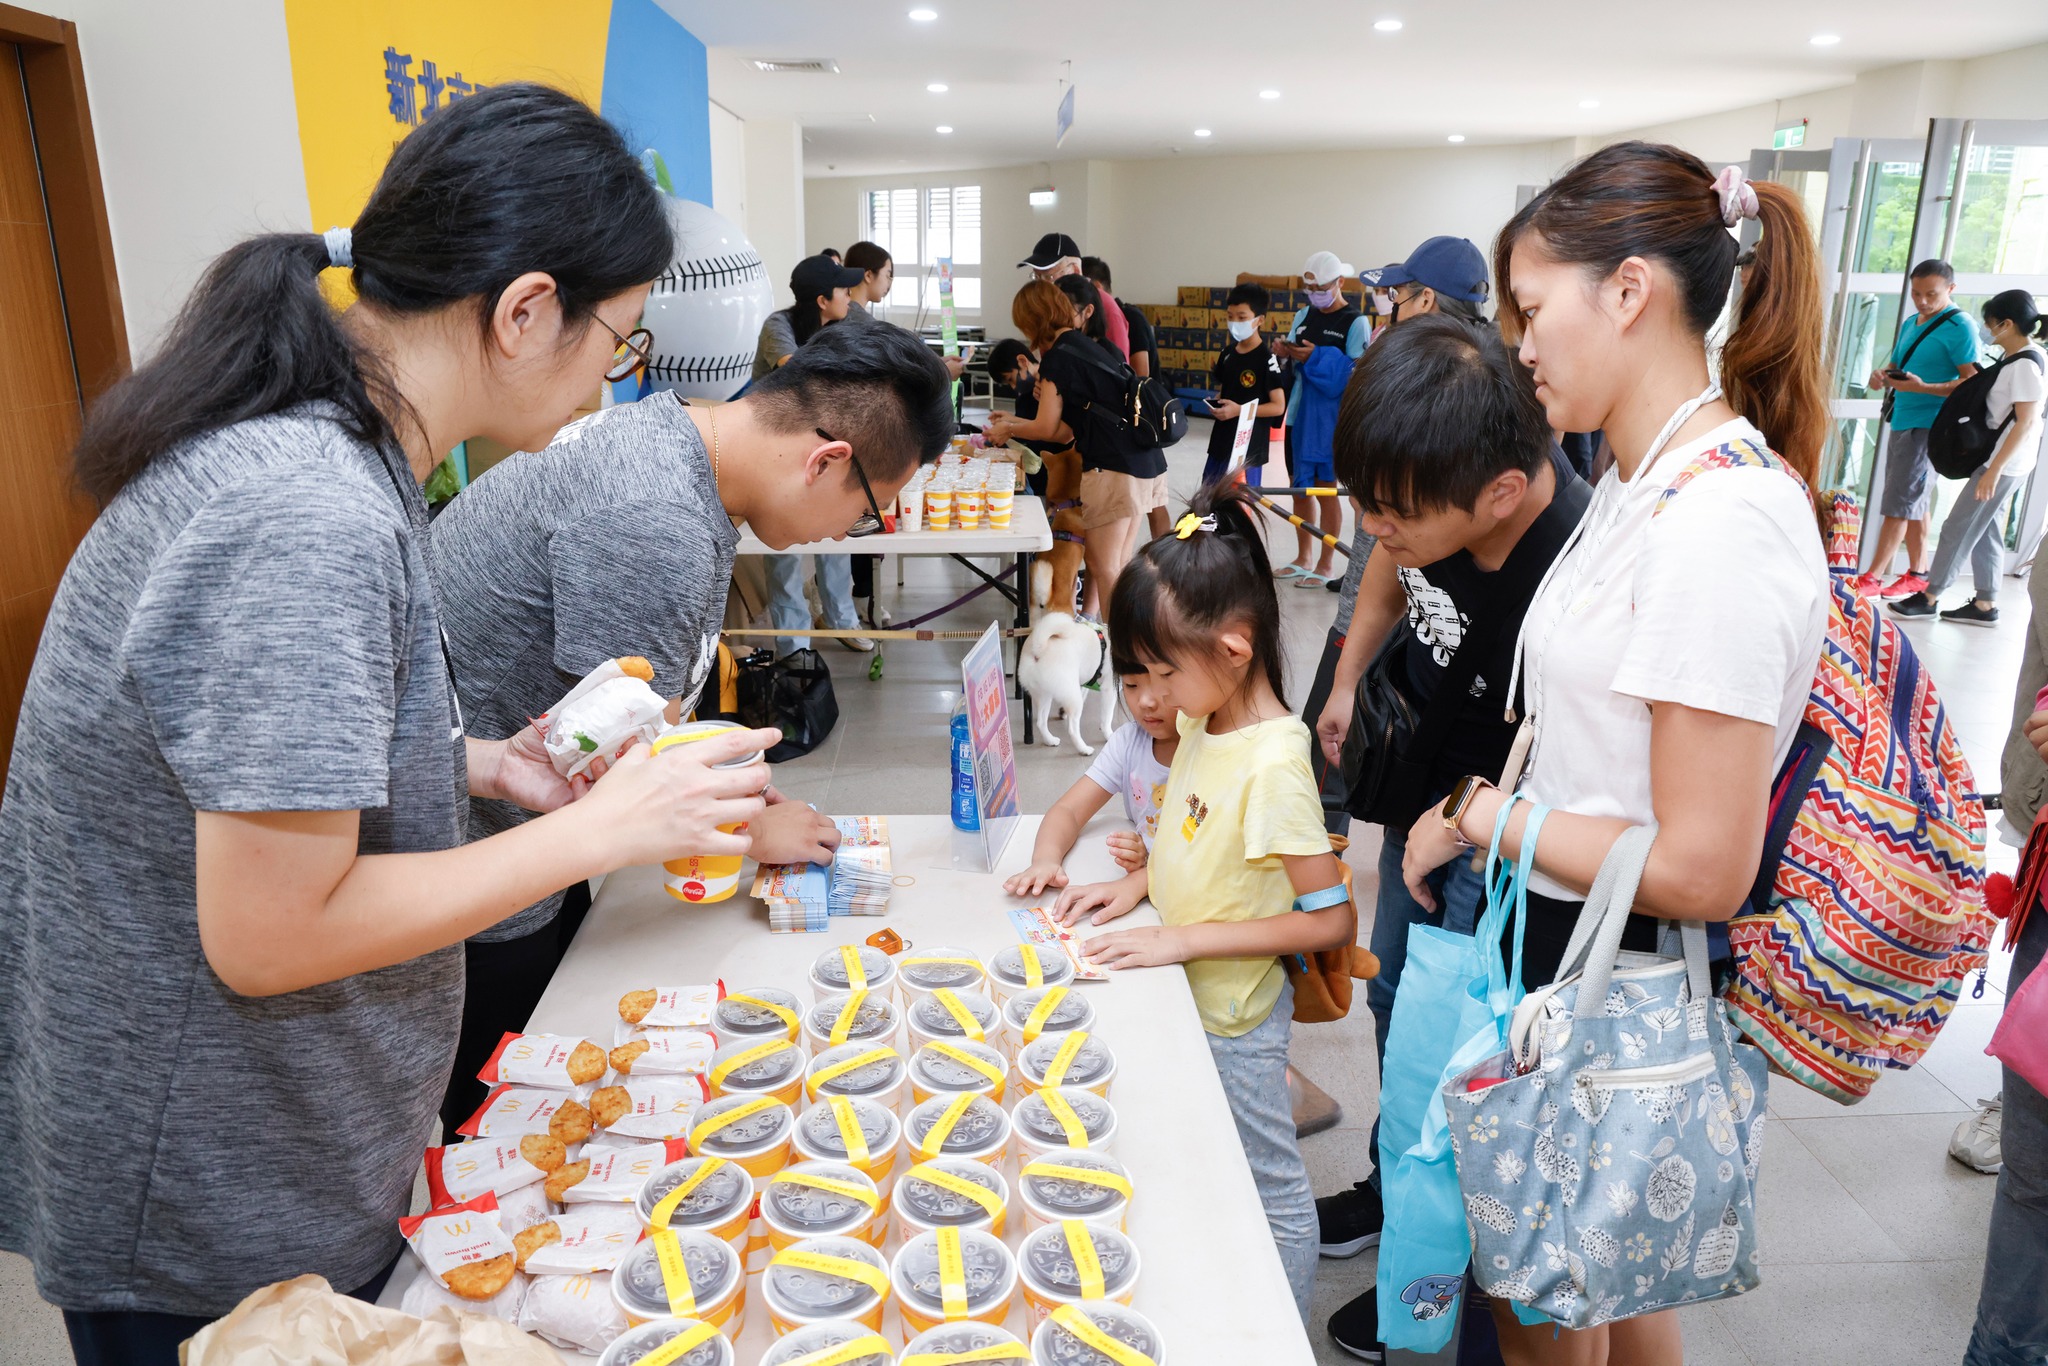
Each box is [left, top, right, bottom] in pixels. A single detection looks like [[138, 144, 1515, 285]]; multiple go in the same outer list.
[[1018, 612, 1116, 754]]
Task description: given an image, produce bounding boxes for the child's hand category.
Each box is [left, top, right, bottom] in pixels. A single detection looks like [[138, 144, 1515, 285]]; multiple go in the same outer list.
[[1004, 859, 1070, 897], [1105, 831, 1148, 873], [1052, 880, 1142, 927], [1081, 925, 1190, 971]]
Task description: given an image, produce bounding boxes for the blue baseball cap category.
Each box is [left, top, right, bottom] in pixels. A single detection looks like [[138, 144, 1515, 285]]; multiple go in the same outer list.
[[1360, 236, 1490, 304]]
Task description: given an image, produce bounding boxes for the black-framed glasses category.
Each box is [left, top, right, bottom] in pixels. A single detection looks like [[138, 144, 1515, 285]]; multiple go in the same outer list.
[[820, 427, 885, 537], [598, 317, 654, 383]]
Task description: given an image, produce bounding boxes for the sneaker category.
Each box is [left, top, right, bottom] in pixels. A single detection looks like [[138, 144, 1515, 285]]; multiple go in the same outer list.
[[1878, 572, 1930, 598], [841, 635, 876, 652], [1888, 593, 1938, 619], [1316, 1179, 1383, 1258], [1328, 1287, 1387, 1362], [1950, 1093, 2003, 1174], [1848, 571, 1883, 596], [1941, 600, 2001, 628]]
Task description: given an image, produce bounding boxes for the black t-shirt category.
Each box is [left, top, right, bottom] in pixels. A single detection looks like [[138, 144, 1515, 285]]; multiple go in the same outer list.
[[1207, 342, 1285, 465], [1392, 447, 1591, 789], [1295, 301, 1363, 352], [1037, 330, 1167, 479], [1122, 302, 1160, 380]]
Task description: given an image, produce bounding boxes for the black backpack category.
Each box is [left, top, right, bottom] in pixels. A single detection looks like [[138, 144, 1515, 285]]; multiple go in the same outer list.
[[1928, 349, 2044, 479], [1066, 339, 1188, 452]]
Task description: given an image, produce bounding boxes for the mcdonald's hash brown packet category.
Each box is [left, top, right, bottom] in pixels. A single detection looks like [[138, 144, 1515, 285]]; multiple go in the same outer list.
[[423, 1133, 568, 1207], [478, 1032, 609, 1089], [399, 1192, 517, 1301], [617, 983, 722, 1028]]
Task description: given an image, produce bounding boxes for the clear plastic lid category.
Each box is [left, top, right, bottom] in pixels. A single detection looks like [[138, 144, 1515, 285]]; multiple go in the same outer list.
[[1017, 1032, 1115, 1088], [1018, 1222, 1140, 1300], [1013, 1089, 1116, 1148], [892, 1228, 1016, 1315], [687, 1093, 794, 1158], [598, 1318, 734, 1366], [906, 990, 1000, 1041], [895, 1158, 1009, 1229], [764, 1235, 890, 1319], [903, 1094, 1011, 1157], [612, 1231, 741, 1321], [712, 987, 802, 1039], [794, 1097, 900, 1163], [806, 992, 900, 1046], [1018, 1153, 1131, 1221], [1003, 988, 1095, 1041], [708, 1037, 805, 1091], [903, 1324, 1028, 1366], [909, 1039, 1009, 1094], [810, 945, 897, 993], [807, 1043, 906, 1101], [987, 945, 1075, 993], [762, 1321, 897, 1366], [635, 1156, 755, 1229], [764, 1162, 880, 1236], [1030, 1302, 1165, 1366], [897, 948, 986, 993]]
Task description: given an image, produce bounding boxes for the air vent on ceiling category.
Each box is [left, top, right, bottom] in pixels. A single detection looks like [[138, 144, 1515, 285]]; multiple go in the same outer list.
[[752, 58, 840, 74]]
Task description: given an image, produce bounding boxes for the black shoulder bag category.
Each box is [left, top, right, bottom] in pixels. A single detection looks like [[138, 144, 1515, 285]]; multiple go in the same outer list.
[[1881, 307, 1964, 423], [1339, 620, 1499, 827], [1062, 336, 1188, 451]]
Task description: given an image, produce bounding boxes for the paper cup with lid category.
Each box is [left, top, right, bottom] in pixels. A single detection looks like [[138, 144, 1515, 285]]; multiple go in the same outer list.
[[760, 1320, 899, 1366], [708, 1036, 807, 1107], [1029, 1302, 1166, 1366], [1016, 1153, 1132, 1234], [902, 1093, 1011, 1167], [713, 987, 803, 1045], [893, 1158, 1010, 1241], [907, 1039, 1010, 1106], [597, 1317, 735, 1366], [984, 944, 1075, 1008], [638, 1155, 757, 1253], [687, 1093, 795, 1177], [904, 989, 1001, 1052], [891, 1227, 1017, 1345], [1016, 1221, 1140, 1327], [761, 1161, 883, 1251], [924, 484, 954, 531], [650, 722, 763, 904], [1001, 987, 1096, 1053], [793, 1096, 903, 1197], [611, 1229, 745, 1333], [1015, 1030, 1117, 1100], [803, 990, 903, 1057], [806, 1042, 908, 1112], [895, 948, 986, 1002], [810, 944, 900, 1003], [897, 483, 926, 533], [762, 1235, 893, 1335], [901, 1323, 1029, 1366], [1011, 1088, 1117, 1163]]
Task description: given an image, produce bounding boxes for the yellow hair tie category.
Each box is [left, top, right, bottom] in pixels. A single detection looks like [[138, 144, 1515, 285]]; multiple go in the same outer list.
[[1175, 513, 1216, 540]]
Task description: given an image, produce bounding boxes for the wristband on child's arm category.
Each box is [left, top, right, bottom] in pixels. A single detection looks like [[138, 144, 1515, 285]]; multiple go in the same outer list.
[[1292, 883, 1351, 913]]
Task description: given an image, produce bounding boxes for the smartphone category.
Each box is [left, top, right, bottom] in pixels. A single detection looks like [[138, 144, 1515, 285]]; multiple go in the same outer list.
[[1884, 367, 1908, 380], [1204, 398, 1226, 412]]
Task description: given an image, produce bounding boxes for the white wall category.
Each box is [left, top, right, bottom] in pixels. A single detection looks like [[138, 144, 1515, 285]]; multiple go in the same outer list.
[[744, 119, 806, 307], [709, 100, 748, 233]]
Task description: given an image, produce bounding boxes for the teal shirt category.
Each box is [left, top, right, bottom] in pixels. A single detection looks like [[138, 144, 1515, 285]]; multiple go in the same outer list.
[[1888, 309, 1981, 430]]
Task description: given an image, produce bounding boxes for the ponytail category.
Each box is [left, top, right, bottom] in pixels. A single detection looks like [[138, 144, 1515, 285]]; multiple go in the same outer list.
[[74, 83, 673, 506], [1985, 288, 2048, 343], [1721, 180, 1827, 486]]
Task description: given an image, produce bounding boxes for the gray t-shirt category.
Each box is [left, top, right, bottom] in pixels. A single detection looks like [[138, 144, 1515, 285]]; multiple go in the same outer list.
[[0, 408, 465, 1316], [434, 393, 737, 941], [1334, 523, 1377, 636], [753, 309, 797, 380]]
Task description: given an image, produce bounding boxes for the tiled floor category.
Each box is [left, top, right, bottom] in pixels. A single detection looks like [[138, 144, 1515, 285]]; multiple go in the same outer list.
[[1, 422, 2030, 1363]]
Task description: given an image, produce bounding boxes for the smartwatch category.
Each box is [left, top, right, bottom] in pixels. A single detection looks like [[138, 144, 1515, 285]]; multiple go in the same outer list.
[[1440, 775, 1493, 845]]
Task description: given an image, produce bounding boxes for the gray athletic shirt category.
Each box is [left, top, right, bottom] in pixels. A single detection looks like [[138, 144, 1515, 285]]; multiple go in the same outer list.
[[433, 393, 736, 941], [0, 408, 466, 1315]]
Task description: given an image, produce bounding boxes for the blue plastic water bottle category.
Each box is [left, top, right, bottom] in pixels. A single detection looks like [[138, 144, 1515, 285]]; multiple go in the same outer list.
[[950, 696, 980, 831]]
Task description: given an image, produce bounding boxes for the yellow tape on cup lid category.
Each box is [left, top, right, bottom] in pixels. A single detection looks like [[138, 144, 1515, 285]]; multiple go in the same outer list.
[[930, 988, 986, 1042], [905, 1162, 1006, 1222], [840, 945, 869, 990], [710, 1037, 796, 1088], [690, 1097, 781, 1154], [827, 1095, 871, 1168], [936, 1226, 969, 1319], [784, 1334, 898, 1366], [1062, 1219, 1106, 1299], [650, 1157, 730, 1229], [1021, 988, 1068, 1045], [638, 1319, 723, 1366], [810, 1046, 899, 1097], [727, 992, 799, 1032], [771, 1169, 880, 1209], [917, 1092, 979, 1160], [901, 1345, 1032, 1366], [1049, 1306, 1155, 1366], [1019, 943, 1044, 988], [1041, 1031, 1089, 1088], [1022, 1161, 1133, 1200], [925, 1041, 1005, 1089], [903, 956, 982, 968], [652, 1228, 698, 1317], [828, 988, 870, 1048], [769, 1248, 890, 1298], [1040, 1089, 1090, 1149]]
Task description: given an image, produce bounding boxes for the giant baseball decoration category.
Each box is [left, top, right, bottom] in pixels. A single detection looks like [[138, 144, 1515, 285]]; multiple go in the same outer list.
[[641, 197, 773, 401]]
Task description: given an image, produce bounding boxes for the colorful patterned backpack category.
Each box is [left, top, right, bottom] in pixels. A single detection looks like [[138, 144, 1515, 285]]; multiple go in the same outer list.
[[1654, 439, 1992, 1103]]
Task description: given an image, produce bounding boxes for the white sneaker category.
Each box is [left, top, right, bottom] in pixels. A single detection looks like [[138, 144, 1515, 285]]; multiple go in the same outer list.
[[841, 635, 876, 653], [1949, 1093, 2003, 1174]]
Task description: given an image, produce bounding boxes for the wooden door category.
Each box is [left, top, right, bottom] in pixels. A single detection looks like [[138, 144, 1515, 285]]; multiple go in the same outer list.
[[0, 41, 90, 781]]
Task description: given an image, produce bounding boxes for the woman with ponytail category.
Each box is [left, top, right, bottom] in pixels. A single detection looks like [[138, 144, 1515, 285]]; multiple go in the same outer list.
[[1397, 141, 1830, 1364], [0, 84, 780, 1362]]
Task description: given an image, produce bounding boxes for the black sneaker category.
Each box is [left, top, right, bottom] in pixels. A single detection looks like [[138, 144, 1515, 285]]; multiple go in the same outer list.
[[1328, 1286, 1386, 1362], [1316, 1180, 1383, 1258], [1942, 600, 2000, 627], [1888, 592, 1938, 618]]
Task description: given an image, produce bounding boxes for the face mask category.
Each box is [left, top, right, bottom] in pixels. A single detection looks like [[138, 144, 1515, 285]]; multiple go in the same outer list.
[[1307, 286, 1340, 310], [1227, 319, 1258, 341]]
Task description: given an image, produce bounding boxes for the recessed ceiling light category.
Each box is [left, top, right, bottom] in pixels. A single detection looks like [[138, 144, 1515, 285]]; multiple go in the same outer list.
[[1579, 98, 1600, 109], [1259, 89, 1281, 100], [1447, 133, 1466, 143], [1374, 18, 1403, 32], [935, 124, 953, 134], [1810, 32, 1840, 46], [1194, 128, 1212, 138], [927, 82, 948, 92], [908, 8, 938, 20]]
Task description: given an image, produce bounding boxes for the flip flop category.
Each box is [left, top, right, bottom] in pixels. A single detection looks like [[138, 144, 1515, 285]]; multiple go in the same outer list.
[[1296, 572, 1333, 588], [1272, 564, 1309, 581]]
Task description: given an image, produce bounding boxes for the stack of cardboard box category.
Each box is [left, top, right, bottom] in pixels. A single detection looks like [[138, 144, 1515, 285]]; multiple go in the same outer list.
[[1134, 275, 1316, 395]]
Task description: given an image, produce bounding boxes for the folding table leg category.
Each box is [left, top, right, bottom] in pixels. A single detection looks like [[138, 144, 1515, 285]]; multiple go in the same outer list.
[[1016, 550, 1034, 745]]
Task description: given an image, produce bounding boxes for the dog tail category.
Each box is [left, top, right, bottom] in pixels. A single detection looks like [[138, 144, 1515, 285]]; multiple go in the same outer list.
[[1031, 558, 1052, 610]]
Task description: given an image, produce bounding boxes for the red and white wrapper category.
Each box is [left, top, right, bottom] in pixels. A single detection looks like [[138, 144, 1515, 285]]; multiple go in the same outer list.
[[609, 1028, 718, 1076], [457, 1083, 595, 1139], [519, 1272, 630, 1355], [478, 1032, 604, 1090], [560, 1139, 690, 1205], [424, 1138, 548, 1207], [398, 1193, 516, 1292], [538, 662, 668, 780], [521, 1204, 647, 1275], [599, 1077, 709, 1142], [621, 984, 722, 1029]]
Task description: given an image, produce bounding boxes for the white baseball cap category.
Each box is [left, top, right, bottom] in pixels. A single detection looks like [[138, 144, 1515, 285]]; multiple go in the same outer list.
[[1302, 251, 1356, 286]]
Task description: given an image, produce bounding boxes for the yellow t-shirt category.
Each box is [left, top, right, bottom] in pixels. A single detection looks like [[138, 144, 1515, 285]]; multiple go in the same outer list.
[[1148, 712, 1332, 1037]]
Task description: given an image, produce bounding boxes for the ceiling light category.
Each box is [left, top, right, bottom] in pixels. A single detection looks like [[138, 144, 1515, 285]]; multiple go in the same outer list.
[[908, 8, 938, 20], [927, 82, 949, 93], [936, 124, 953, 134], [1194, 128, 1211, 138], [1810, 32, 1840, 46], [1259, 89, 1281, 99], [1447, 133, 1466, 143], [1374, 18, 1403, 32], [1579, 98, 1600, 109]]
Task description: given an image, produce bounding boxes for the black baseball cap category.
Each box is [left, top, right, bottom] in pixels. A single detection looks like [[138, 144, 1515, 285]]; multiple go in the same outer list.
[[790, 253, 867, 303], [1019, 232, 1081, 269], [1360, 236, 1490, 304]]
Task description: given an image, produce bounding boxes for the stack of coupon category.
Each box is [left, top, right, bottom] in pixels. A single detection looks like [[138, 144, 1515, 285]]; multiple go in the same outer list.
[[752, 815, 893, 932]]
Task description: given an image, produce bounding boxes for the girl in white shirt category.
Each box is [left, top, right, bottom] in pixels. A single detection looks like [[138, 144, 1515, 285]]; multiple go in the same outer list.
[[1398, 141, 1832, 1366]]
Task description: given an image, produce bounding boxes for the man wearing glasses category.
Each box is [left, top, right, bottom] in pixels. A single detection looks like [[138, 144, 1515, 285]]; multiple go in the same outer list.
[[428, 322, 954, 1133]]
